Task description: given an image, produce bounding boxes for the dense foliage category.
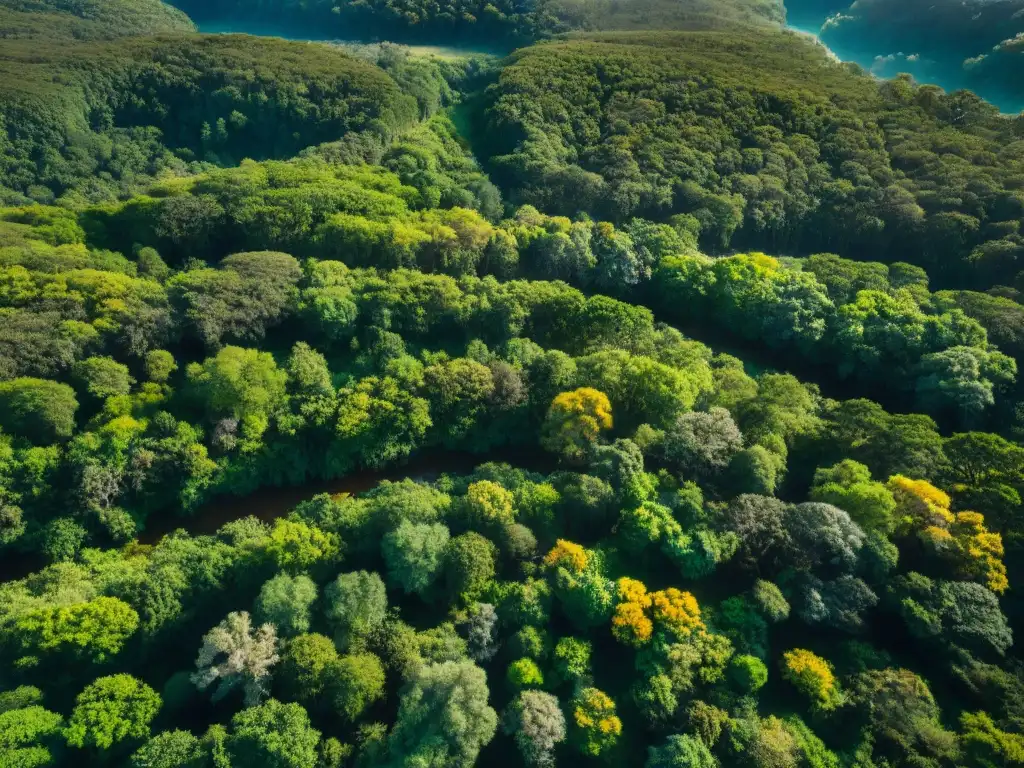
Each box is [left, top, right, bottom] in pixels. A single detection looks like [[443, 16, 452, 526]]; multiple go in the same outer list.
[[0, 1, 1023, 767], [165, 0, 786, 45], [479, 31, 1024, 289]]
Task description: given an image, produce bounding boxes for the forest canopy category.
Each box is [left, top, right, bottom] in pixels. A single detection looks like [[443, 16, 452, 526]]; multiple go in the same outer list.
[[0, 1, 1023, 768]]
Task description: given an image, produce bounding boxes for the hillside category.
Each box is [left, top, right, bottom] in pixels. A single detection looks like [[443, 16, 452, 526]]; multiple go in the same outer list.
[[477, 30, 1024, 288], [167, 0, 787, 43], [0, 0, 195, 40], [0, 2, 1023, 768]]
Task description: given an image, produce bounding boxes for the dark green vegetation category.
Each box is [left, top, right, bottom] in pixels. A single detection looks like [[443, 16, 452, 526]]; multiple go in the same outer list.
[[478, 31, 1024, 288], [168, 0, 785, 44], [1, 1, 1024, 767]]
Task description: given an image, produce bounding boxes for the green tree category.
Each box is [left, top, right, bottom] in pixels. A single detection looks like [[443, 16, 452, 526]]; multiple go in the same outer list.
[[278, 634, 338, 705], [14, 596, 139, 664], [386, 660, 497, 767], [64, 675, 161, 751], [444, 532, 497, 603], [646, 734, 718, 768], [255, 574, 318, 637], [226, 699, 320, 768], [328, 652, 386, 723], [382, 520, 450, 596], [72, 357, 134, 400], [0, 378, 78, 443], [324, 571, 388, 650], [130, 730, 205, 768]]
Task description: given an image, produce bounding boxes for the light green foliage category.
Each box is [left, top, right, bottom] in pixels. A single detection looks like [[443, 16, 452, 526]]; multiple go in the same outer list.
[[729, 655, 768, 693], [553, 637, 592, 684], [264, 519, 340, 574], [0, 705, 64, 766], [130, 730, 206, 768], [187, 346, 288, 449], [959, 711, 1024, 767], [71, 356, 133, 402], [144, 350, 177, 383], [645, 734, 718, 768], [811, 460, 896, 533], [279, 634, 339, 704], [382, 520, 450, 596], [254, 574, 318, 637], [14, 596, 139, 664], [750, 580, 789, 623], [64, 674, 161, 750], [324, 571, 388, 650], [329, 652, 386, 723], [0, 378, 78, 443], [226, 699, 320, 768], [387, 660, 498, 767], [507, 658, 544, 688]]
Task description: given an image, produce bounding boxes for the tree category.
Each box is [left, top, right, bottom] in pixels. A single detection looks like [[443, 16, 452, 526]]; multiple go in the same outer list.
[[226, 699, 320, 768], [192, 612, 280, 706], [279, 634, 338, 704], [324, 571, 388, 650], [0, 378, 78, 443], [64, 674, 161, 751], [386, 660, 497, 767], [382, 520, 450, 596], [329, 652, 386, 723], [14, 596, 139, 664], [264, 519, 339, 574], [571, 688, 621, 757], [461, 602, 499, 663], [187, 346, 288, 449], [751, 580, 790, 623], [959, 711, 1024, 768], [663, 408, 743, 480], [130, 730, 205, 768], [781, 650, 841, 712], [781, 502, 865, 572], [502, 690, 566, 767], [728, 445, 783, 495], [255, 574, 318, 637], [461, 480, 516, 531], [810, 460, 896, 533], [553, 637, 591, 685], [541, 388, 613, 462], [730, 655, 769, 694], [144, 350, 177, 384], [286, 342, 334, 399], [444, 532, 497, 603], [72, 357, 134, 400], [717, 494, 789, 567], [852, 669, 958, 766], [0, 705, 64, 766], [646, 734, 718, 768]]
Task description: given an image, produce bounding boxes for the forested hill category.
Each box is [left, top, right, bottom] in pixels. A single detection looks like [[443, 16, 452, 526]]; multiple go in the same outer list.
[[166, 0, 787, 43], [1, 1, 1024, 768], [0, 0, 195, 39], [0, 34, 421, 205], [478, 30, 1024, 288]]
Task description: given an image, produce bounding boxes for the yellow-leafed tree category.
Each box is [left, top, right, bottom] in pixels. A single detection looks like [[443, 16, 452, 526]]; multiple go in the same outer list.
[[541, 388, 612, 462]]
